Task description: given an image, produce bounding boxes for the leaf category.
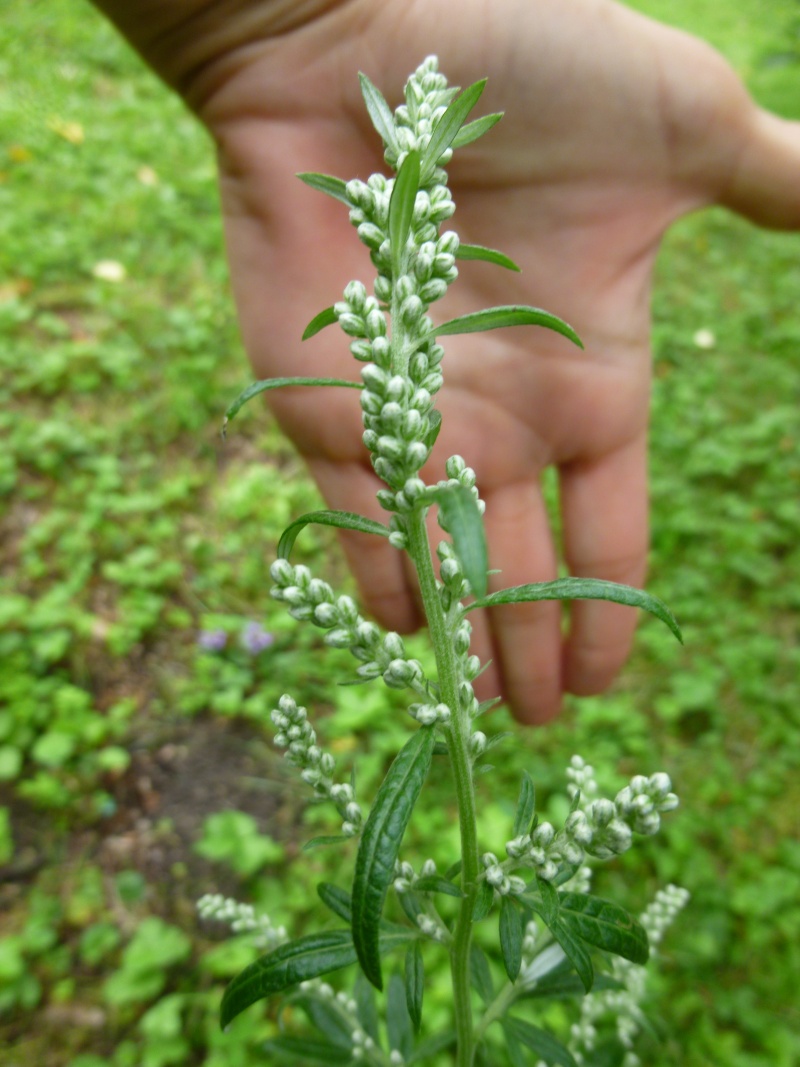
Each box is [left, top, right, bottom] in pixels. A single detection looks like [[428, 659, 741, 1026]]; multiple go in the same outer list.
[[558, 893, 649, 966], [405, 942, 424, 1033], [352, 727, 436, 989], [408, 1031, 457, 1063], [548, 919, 595, 993], [355, 970, 381, 1043], [302, 307, 338, 341], [413, 874, 464, 898], [503, 1017, 580, 1067], [421, 79, 487, 176], [221, 928, 414, 1027], [521, 966, 623, 1000], [389, 149, 421, 275], [472, 881, 494, 922], [500, 897, 524, 982], [297, 172, 352, 206], [295, 994, 354, 1048], [424, 409, 443, 450], [456, 243, 521, 272], [451, 112, 503, 149], [223, 376, 360, 431], [433, 305, 582, 348], [431, 484, 488, 599], [302, 835, 350, 852], [262, 1036, 353, 1065], [502, 1023, 528, 1067], [467, 577, 682, 643], [387, 971, 414, 1059], [469, 945, 494, 1004], [220, 931, 356, 1028], [317, 883, 352, 924], [278, 510, 390, 561], [359, 72, 398, 151], [512, 772, 536, 837]]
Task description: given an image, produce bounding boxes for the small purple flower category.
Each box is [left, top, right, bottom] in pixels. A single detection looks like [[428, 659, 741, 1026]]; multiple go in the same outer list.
[[241, 621, 275, 655], [197, 628, 228, 652]]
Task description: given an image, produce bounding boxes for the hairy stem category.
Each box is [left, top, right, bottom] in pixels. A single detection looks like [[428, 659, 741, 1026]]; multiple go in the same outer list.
[[406, 511, 479, 1066]]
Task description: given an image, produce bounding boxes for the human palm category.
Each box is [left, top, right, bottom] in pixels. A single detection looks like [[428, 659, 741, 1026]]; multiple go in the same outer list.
[[100, 0, 799, 721]]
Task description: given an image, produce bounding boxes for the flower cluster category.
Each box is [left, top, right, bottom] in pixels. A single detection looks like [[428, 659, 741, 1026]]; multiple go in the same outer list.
[[270, 559, 429, 694], [501, 759, 679, 884], [196, 894, 286, 951], [269, 694, 365, 836]]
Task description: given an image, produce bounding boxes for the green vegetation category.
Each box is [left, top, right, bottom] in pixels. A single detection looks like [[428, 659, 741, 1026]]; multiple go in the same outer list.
[[0, 2, 798, 1065]]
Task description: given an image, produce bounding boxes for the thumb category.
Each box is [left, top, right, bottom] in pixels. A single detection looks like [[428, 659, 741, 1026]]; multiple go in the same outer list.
[[720, 107, 800, 229]]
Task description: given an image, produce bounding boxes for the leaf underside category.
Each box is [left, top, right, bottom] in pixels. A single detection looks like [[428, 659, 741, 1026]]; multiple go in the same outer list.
[[277, 509, 390, 561], [359, 71, 398, 150]]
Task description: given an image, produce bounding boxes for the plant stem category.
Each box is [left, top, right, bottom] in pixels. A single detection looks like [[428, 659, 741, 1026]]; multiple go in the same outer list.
[[406, 511, 480, 1067]]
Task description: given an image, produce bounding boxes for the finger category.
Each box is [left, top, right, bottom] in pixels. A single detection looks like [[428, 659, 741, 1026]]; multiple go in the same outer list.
[[306, 457, 422, 633], [721, 108, 800, 230], [559, 433, 649, 697], [482, 480, 562, 726]]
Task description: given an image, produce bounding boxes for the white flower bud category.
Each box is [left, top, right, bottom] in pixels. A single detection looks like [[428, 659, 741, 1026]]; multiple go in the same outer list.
[[269, 559, 294, 585], [313, 603, 338, 627], [435, 703, 451, 725], [388, 531, 408, 549], [416, 705, 438, 726], [505, 835, 530, 859], [324, 628, 353, 649], [507, 876, 527, 897], [357, 222, 384, 250], [485, 866, 505, 887], [335, 596, 359, 625], [346, 802, 362, 823], [405, 441, 429, 469], [421, 859, 437, 877], [470, 731, 487, 756], [532, 822, 555, 848], [342, 821, 358, 837], [536, 860, 558, 882], [383, 631, 406, 659]]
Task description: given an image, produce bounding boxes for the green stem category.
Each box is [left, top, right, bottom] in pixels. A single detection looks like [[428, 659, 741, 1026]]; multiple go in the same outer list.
[[406, 511, 480, 1067]]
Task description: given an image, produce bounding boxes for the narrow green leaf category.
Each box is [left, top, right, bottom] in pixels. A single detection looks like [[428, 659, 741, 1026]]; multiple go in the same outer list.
[[359, 72, 398, 151], [397, 888, 424, 927], [352, 727, 436, 989], [512, 772, 536, 837], [317, 883, 352, 924], [220, 931, 356, 1028], [467, 577, 682, 643], [302, 306, 338, 341], [549, 919, 595, 993], [223, 375, 361, 431], [302, 835, 350, 852], [405, 942, 424, 1034], [262, 1036, 352, 1065], [389, 150, 421, 276], [295, 994, 353, 1048], [500, 897, 524, 982], [445, 859, 463, 881], [355, 970, 381, 1043], [433, 305, 582, 348], [424, 409, 443, 450], [297, 171, 352, 206], [278, 509, 390, 561], [521, 967, 623, 1000], [503, 1017, 580, 1067], [472, 881, 494, 922], [431, 484, 488, 599], [408, 1031, 457, 1063], [502, 1023, 528, 1067], [558, 893, 649, 966], [451, 112, 503, 149], [387, 971, 414, 1059], [590, 1037, 629, 1067], [456, 243, 521, 272], [414, 874, 464, 898], [469, 946, 494, 1004], [422, 79, 487, 176]]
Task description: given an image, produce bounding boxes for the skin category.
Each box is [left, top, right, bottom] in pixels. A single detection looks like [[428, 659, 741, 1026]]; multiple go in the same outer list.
[[93, 0, 800, 723]]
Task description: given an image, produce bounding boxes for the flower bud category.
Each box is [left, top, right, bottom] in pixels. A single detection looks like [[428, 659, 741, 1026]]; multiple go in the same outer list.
[[419, 279, 448, 303], [336, 596, 360, 625], [270, 559, 294, 585], [324, 627, 353, 649], [357, 222, 384, 250]]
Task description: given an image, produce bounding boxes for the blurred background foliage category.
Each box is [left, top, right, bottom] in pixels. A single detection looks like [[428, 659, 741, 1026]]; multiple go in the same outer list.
[[0, 1, 798, 1064]]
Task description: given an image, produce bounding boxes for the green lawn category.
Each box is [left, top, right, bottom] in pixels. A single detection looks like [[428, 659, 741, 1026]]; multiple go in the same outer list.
[[1, 2, 798, 1065]]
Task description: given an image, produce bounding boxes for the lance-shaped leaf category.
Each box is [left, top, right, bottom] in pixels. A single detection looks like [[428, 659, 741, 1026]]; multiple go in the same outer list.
[[297, 172, 352, 206], [408, 1031, 457, 1063], [389, 150, 421, 276], [469, 945, 494, 1004], [522, 880, 594, 993], [317, 883, 353, 924], [421, 78, 487, 176], [456, 243, 521, 272], [558, 893, 649, 966], [405, 942, 424, 1033], [500, 896, 524, 982], [512, 771, 536, 837], [521, 966, 622, 1000], [302, 306, 338, 341], [472, 880, 494, 921], [293, 993, 354, 1049], [430, 484, 488, 599], [359, 72, 398, 151], [302, 834, 350, 852], [388, 971, 414, 1059], [223, 375, 361, 432], [424, 409, 443, 450], [221, 927, 414, 1028], [432, 305, 582, 348], [278, 509, 390, 561], [451, 112, 503, 149], [466, 577, 682, 643], [414, 874, 464, 898], [502, 1018, 580, 1067], [352, 727, 436, 989], [355, 970, 381, 1043], [262, 1036, 353, 1065]]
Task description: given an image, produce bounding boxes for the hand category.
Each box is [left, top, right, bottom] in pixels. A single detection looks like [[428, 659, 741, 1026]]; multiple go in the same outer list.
[[96, 0, 800, 722]]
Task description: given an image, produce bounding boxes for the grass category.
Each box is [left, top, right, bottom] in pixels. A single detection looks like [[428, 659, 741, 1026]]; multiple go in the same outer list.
[[1, 1, 798, 1064]]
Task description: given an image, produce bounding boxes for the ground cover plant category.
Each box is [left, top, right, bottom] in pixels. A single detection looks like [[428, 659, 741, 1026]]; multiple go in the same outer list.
[[0, 1, 798, 1065]]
